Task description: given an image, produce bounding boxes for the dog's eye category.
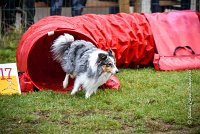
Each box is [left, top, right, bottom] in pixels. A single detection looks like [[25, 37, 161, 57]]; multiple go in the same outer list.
[[106, 63, 112, 67]]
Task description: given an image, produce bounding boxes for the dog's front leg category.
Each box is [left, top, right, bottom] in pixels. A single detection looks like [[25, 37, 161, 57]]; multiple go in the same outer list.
[[63, 74, 69, 88], [93, 88, 98, 94], [85, 88, 97, 99]]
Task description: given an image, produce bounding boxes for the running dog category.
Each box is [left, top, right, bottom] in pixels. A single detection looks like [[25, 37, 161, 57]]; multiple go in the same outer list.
[[51, 33, 118, 98]]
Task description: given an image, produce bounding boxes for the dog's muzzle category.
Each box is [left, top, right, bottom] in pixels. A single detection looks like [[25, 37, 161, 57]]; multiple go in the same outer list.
[[112, 68, 119, 74]]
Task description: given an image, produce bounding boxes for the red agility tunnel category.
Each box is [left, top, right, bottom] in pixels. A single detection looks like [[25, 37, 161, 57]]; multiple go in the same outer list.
[[16, 13, 154, 91]]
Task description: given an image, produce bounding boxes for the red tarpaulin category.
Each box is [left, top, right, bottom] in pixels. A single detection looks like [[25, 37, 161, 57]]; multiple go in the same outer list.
[[145, 10, 200, 70], [16, 13, 154, 92]]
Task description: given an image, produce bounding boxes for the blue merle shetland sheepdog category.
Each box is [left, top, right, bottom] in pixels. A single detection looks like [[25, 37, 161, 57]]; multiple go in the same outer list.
[[51, 33, 118, 98]]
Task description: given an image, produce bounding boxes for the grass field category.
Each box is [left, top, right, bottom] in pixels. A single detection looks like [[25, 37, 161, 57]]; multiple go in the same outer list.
[[0, 32, 200, 133]]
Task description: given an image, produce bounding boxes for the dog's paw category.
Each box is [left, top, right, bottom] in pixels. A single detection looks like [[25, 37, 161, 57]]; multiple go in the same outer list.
[[71, 90, 76, 95], [85, 94, 90, 99], [85, 92, 92, 99]]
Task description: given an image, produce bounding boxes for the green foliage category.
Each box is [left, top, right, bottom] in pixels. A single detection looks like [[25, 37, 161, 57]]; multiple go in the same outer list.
[[0, 31, 199, 133]]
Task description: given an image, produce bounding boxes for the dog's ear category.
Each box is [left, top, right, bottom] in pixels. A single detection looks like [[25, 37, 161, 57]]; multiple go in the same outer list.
[[98, 53, 107, 61], [108, 49, 115, 57]]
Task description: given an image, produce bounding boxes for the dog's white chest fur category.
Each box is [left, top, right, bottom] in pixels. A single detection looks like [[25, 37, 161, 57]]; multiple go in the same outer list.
[[73, 72, 111, 98], [86, 72, 111, 89]]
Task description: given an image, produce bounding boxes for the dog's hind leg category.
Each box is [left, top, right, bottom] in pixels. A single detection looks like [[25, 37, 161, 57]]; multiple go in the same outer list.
[[71, 78, 81, 95], [63, 74, 69, 88]]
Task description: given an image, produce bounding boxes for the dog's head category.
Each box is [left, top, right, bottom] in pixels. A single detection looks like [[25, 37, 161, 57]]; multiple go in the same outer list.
[[98, 49, 119, 74]]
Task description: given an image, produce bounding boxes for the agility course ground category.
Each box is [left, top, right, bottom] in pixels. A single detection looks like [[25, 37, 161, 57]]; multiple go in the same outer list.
[[0, 30, 200, 134]]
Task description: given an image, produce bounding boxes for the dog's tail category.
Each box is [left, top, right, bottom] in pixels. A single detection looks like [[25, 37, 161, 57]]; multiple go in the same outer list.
[[51, 33, 74, 63]]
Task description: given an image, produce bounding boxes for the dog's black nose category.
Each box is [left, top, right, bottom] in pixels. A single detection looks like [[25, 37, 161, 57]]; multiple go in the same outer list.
[[116, 70, 119, 73]]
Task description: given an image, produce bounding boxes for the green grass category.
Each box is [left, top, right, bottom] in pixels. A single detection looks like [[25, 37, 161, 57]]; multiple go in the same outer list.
[[0, 29, 22, 63], [0, 31, 200, 133]]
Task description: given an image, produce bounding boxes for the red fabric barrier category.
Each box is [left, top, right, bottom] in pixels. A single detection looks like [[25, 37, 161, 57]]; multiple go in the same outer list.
[[16, 13, 154, 92], [145, 11, 200, 70]]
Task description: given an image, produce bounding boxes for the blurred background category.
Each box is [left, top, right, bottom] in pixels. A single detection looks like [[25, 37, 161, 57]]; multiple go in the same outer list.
[[0, 0, 199, 43]]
